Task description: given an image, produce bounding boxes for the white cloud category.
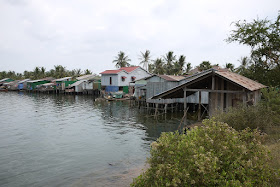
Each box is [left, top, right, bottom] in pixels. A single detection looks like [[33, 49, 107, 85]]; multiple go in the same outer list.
[[0, 0, 279, 73]]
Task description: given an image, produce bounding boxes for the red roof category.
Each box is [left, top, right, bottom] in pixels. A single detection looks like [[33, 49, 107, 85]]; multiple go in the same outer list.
[[100, 66, 140, 74], [100, 69, 122, 74], [119, 66, 139, 72]]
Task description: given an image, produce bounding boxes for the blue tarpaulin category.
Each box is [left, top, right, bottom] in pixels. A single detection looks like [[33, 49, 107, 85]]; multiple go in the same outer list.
[[18, 83, 24, 90], [105, 86, 119, 93]]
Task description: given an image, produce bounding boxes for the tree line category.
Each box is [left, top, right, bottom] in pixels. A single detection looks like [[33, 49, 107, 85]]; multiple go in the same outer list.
[[0, 65, 96, 80]]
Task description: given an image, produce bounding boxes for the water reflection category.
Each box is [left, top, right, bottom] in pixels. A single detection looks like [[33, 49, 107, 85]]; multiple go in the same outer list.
[[0, 92, 190, 187]]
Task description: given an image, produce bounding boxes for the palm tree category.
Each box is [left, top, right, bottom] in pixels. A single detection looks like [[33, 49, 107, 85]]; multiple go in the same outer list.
[[139, 50, 151, 71], [175, 55, 186, 75], [185, 63, 192, 73], [84, 69, 92, 75], [113, 51, 131, 68], [41, 67, 46, 78], [225, 63, 235, 72], [236, 57, 250, 74], [198, 61, 212, 71], [163, 51, 176, 75], [153, 58, 165, 75], [33, 67, 41, 79], [54, 65, 67, 78]]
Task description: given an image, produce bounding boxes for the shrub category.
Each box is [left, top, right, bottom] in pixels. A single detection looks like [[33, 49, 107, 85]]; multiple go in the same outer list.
[[131, 119, 278, 186], [213, 104, 275, 132]]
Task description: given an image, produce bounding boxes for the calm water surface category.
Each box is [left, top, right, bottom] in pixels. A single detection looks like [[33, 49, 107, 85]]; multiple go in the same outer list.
[[0, 92, 186, 187]]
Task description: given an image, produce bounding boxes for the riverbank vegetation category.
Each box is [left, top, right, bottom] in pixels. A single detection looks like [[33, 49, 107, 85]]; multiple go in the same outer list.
[[131, 88, 280, 186]]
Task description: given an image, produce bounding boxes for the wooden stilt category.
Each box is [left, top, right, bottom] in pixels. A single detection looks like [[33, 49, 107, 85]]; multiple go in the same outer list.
[[198, 91, 201, 121]]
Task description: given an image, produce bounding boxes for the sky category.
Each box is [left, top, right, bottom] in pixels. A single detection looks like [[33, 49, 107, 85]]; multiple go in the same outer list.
[[0, 0, 279, 74]]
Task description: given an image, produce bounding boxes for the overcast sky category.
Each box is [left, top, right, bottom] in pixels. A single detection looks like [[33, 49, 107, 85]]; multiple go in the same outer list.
[[0, 0, 279, 74]]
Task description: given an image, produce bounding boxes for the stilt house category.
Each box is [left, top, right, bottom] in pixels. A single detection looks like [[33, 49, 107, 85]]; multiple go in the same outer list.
[[152, 69, 266, 119]]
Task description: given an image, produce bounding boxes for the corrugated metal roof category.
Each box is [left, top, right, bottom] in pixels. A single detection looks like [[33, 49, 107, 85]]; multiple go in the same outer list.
[[67, 80, 86, 87], [18, 79, 30, 83], [0, 78, 10, 82], [216, 71, 266, 91], [41, 82, 55, 86], [77, 74, 101, 80], [53, 77, 72, 81], [100, 66, 141, 74], [100, 70, 122, 74], [119, 66, 139, 72], [158, 75, 185, 81]]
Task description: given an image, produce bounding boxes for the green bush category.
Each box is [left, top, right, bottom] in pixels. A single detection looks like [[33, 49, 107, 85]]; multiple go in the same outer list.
[[213, 104, 275, 132], [131, 119, 278, 186]]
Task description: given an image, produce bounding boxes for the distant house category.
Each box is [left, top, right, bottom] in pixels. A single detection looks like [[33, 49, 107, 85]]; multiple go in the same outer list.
[[3, 80, 20, 91], [53, 77, 75, 92], [18, 79, 30, 90], [26, 77, 54, 91], [0, 78, 14, 86], [65, 75, 101, 94], [100, 66, 151, 93]]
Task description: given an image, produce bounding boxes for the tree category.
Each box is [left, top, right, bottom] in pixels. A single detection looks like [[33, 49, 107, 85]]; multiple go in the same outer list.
[[113, 51, 131, 68], [226, 12, 280, 86], [139, 50, 151, 71], [84, 69, 92, 75], [225, 63, 235, 72], [152, 58, 165, 75], [162, 51, 176, 75], [185, 62, 192, 73], [173, 55, 186, 75], [198, 61, 212, 71], [33, 67, 41, 79]]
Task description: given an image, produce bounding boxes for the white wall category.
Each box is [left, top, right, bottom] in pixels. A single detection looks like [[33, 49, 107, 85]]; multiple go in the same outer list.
[[101, 74, 118, 86], [101, 67, 151, 87]]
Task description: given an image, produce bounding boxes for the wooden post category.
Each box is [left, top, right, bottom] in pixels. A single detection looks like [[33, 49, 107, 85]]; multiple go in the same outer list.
[[221, 80, 224, 111], [243, 89, 246, 105], [184, 87, 187, 113], [184, 87, 187, 124], [164, 104, 167, 113], [198, 91, 201, 121]]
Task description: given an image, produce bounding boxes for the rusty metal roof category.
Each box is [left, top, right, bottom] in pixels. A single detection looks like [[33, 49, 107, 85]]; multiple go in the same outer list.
[[216, 71, 266, 91], [158, 75, 185, 81]]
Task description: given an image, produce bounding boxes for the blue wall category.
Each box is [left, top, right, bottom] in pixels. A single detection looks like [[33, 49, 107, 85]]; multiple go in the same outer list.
[[105, 86, 119, 93], [18, 83, 24, 90]]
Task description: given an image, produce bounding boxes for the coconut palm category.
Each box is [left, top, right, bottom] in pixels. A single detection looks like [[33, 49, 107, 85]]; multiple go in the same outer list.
[[163, 51, 176, 75], [84, 69, 92, 75], [236, 57, 250, 74], [198, 61, 212, 71], [153, 58, 165, 75], [185, 63, 192, 73], [139, 50, 151, 71], [225, 63, 235, 72], [113, 51, 131, 68], [33, 67, 41, 79]]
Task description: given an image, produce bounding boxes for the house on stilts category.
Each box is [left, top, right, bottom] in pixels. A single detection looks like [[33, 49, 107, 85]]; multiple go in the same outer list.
[[151, 68, 266, 120]]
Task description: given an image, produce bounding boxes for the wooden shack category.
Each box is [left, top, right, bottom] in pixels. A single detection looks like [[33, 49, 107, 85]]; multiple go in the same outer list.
[[18, 79, 30, 90], [27, 77, 54, 91], [152, 69, 266, 119], [3, 80, 20, 91], [0, 78, 14, 86]]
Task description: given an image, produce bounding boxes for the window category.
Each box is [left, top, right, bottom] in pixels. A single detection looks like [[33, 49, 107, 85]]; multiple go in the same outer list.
[[131, 76, 136, 81], [110, 77, 112, 85], [121, 76, 126, 82]]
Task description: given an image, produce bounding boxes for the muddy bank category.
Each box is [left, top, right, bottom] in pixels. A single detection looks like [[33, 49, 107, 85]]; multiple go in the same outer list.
[[71, 164, 149, 187]]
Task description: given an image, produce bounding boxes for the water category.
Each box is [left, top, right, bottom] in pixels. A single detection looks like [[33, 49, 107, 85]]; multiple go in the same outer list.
[[0, 92, 186, 187]]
